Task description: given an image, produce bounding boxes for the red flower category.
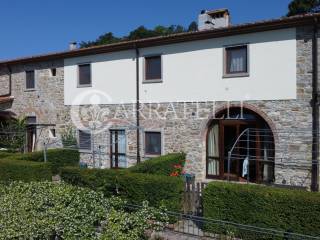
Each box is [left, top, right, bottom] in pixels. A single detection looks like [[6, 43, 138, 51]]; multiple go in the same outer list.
[[174, 164, 182, 169]]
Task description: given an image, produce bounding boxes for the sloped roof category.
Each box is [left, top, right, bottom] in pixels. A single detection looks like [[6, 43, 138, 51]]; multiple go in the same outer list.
[[0, 13, 319, 66]]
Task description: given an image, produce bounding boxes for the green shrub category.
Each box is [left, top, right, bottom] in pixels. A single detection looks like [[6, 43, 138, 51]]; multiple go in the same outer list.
[[5, 149, 79, 174], [203, 182, 320, 238], [0, 159, 52, 182], [61, 167, 184, 212], [101, 198, 169, 240], [0, 182, 109, 239], [0, 151, 17, 159], [128, 153, 186, 176], [0, 182, 169, 240]]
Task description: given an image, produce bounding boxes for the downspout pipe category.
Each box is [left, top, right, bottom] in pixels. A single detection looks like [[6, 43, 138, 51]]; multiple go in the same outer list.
[[311, 17, 319, 192], [135, 46, 141, 164], [0, 64, 12, 97]]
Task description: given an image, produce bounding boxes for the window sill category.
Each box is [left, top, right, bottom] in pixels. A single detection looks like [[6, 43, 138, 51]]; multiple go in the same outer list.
[[223, 73, 249, 78], [79, 149, 92, 153], [77, 84, 92, 88], [24, 89, 36, 92], [144, 153, 161, 158], [143, 79, 163, 84]]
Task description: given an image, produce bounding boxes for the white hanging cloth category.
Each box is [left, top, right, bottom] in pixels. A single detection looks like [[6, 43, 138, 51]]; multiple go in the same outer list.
[[242, 157, 249, 178]]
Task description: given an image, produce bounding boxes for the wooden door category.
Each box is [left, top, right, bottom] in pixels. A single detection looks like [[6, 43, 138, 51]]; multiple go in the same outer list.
[[110, 130, 126, 168]]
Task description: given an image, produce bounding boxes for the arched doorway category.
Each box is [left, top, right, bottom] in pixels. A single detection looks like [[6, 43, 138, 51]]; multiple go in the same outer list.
[[206, 107, 275, 184]]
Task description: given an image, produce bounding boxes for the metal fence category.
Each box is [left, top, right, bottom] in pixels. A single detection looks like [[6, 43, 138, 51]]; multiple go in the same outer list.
[[163, 212, 320, 240], [125, 204, 320, 240]]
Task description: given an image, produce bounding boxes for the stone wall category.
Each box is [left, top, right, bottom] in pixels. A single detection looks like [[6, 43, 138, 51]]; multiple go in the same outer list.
[[0, 60, 68, 150], [0, 67, 10, 96]]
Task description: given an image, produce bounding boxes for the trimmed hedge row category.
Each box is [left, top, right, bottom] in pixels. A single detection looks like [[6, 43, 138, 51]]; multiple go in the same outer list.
[[0, 151, 18, 159], [128, 153, 186, 176], [0, 149, 79, 182], [0, 159, 52, 182], [203, 182, 320, 238], [2, 149, 79, 174], [61, 167, 184, 212]]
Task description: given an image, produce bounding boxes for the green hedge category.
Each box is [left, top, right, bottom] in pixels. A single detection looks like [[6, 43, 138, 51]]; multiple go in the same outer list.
[[128, 153, 186, 176], [61, 167, 184, 212], [0, 159, 52, 182], [0, 151, 17, 159], [4, 149, 79, 174], [203, 182, 320, 238]]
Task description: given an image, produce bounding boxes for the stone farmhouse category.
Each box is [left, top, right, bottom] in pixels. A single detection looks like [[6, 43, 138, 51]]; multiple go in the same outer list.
[[0, 9, 319, 191]]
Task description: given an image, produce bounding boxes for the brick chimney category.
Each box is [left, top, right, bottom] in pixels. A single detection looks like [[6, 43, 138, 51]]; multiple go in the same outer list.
[[198, 9, 230, 31]]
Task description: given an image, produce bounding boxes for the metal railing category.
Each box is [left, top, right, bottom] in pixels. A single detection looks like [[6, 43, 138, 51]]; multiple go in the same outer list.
[[125, 204, 320, 240]]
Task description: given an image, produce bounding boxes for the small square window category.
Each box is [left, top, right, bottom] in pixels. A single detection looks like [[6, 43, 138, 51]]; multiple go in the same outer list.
[[50, 68, 57, 77], [26, 70, 35, 89], [78, 130, 91, 150], [145, 131, 161, 155], [224, 45, 248, 76], [78, 64, 91, 87], [145, 56, 162, 81], [26, 116, 37, 125]]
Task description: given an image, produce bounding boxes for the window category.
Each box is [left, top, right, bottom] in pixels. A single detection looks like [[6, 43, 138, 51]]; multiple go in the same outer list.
[[145, 131, 161, 155], [49, 129, 56, 138], [144, 56, 162, 81], [50, 68, 57, 77], [224, 45, 248, 76], [207, 124, 220, 176], [26, 116, 37, 152], [78, 64, 91, 87], [78, 130, 91, 150], [26, 70, 35, 89], [26, 116, 37, 125]]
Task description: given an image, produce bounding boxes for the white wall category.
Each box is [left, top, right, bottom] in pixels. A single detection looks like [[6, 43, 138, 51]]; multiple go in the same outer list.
[[64, 50, 136, 105], [64, 28, 297, 105]]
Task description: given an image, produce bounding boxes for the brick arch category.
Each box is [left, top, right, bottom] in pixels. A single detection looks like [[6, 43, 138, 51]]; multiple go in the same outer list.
[[216, 103, 275, 134], [23, 107, 42, 119], [201, 103, 278, 144], [200, 103, 278, 181]]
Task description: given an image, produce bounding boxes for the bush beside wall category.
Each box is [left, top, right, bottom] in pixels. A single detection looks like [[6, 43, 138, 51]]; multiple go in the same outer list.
[[203, 182, 320, 238], [0, 159, 52, 182], [0, 151, 17, 159], [128, 153, 186, 176], [61, 167, 184, 212], [4, 149, 79, 174]]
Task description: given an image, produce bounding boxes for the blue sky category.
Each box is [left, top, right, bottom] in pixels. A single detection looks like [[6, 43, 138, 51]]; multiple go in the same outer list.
[[0, 0, 292, 60]]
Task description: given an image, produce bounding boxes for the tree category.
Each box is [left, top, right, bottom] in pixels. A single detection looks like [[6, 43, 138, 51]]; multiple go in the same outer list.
[[80, 22, 198, 48], [188, 21, 198, 32], [287, 0, 320, 16], [80, 32, 121, 48], [0, 118, 26, 152]]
